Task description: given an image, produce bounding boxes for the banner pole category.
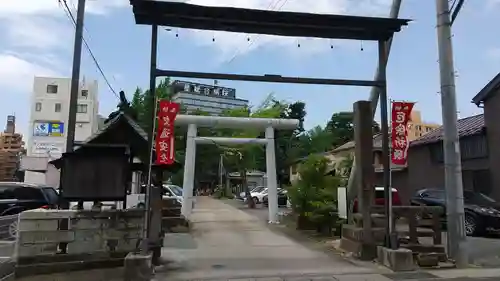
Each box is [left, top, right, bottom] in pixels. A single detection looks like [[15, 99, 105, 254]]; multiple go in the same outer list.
[[388, 100, 394, 236]]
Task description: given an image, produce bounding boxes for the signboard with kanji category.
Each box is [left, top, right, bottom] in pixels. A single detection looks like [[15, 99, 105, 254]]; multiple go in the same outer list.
[[156, 101, 180, 165], [391, 101, 415, 165]]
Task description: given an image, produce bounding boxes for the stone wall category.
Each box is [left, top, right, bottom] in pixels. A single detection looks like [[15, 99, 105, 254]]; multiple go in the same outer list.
[[15, 209, 144, 278]]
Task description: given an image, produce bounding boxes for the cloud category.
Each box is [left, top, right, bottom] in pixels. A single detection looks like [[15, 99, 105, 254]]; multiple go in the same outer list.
[[4, 16, 72, 51], [172, 0, 392, 62], [0, 53, 61, 93], [0, 0, 128, 94]]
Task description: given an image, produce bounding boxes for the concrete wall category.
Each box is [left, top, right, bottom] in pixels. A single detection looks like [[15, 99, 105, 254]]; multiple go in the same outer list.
[[13, 209, 143, 278], [16, 209, 143, 258], [484, 88, 500, 200]]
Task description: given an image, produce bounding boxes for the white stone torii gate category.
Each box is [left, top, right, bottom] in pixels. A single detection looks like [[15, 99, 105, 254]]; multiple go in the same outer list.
[[175, 115, 299, 223]]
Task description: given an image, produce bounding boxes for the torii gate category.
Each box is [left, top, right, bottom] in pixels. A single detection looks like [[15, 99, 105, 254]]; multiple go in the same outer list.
[[175, 114, 299, 223]]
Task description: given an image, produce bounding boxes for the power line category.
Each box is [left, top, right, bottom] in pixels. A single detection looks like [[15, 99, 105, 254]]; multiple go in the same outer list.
[[59, 0, 119, 98], [451, 0, 466, 25], [224, 0, 290, 65]]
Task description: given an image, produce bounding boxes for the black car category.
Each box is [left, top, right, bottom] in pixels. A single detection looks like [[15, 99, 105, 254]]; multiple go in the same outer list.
[[263, 189, 288, 207], [0, 182, 59, 216], [411, 188, 500, 236]]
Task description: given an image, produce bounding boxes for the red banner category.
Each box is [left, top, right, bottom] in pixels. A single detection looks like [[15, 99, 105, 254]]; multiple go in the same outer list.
[[156, 101, 180, 165], [391, 101, 415, 165]]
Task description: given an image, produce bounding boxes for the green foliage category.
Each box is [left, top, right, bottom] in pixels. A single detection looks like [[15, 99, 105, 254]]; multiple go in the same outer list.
[[288, 155, 341, 232], [326, 111, 381, 148], [336, 154, 354, 185], [269, 98, 307, 187], [129, 78, 173, 135]]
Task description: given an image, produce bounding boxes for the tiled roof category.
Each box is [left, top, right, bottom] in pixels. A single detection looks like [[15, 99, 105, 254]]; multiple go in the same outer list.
[[410, 114, 485, 147], [83, 112, 148, 144], [332, 134, 383, 153]]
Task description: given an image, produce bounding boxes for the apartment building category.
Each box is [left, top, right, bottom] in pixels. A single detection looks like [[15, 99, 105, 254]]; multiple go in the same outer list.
[[23, 77, 99, 184], [407, 110, 441, 141]]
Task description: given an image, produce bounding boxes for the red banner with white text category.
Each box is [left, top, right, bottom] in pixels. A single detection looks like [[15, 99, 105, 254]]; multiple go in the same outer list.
[[156, 101, 180, 165], [391, 101, 415, 165]]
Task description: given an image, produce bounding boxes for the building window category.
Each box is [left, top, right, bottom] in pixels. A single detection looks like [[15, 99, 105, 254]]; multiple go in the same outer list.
[[35, 102, 42, 112], [46, 84, 58, 94], [77, 104, 88, 113], [81, 90, 88, 98], [55, 103, 61, 112]]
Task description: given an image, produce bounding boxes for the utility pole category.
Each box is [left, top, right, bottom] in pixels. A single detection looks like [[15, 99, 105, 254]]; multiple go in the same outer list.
[[435, 0, 467, 267], [66, 0, 86, 154]]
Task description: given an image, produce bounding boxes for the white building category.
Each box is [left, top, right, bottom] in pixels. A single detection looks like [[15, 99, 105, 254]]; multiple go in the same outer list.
[[22, 77, 99, 185], [171, 80, 248, 115]]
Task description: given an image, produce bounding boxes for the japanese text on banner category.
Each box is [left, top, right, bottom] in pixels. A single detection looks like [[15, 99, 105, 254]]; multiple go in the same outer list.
[[391, 102, 415, 165], [156, 101, 180, 165]]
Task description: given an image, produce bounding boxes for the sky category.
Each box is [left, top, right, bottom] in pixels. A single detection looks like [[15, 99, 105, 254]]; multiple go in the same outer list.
[[0, 0, 499, 138]]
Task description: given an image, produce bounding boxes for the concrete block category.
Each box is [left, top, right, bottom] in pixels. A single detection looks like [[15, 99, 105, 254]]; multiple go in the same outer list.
[[340, 237, 377, 261], [18, 230, 74, 244], [415, 253, 439, 267], [123, 252, 152, 281], [67, 241, 105, 254], [18, 219, 59, 231], [377, 246, 415, 272], [103, 229, 141, 240], [117, 218, 143, 229], [73, 229, 102, 243], [120, 239, 140, 252], [20, 210, 75, 220], [70, 218, 110, 230], [17, 243, 58, 257], [341, 224, 385, 243]]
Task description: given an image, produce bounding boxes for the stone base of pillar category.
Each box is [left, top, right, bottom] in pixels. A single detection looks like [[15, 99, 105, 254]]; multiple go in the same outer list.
[[123, 252, 152, 281]]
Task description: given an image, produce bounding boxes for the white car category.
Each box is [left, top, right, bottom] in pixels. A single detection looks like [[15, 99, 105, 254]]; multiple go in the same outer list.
[[244, 187, 278, 204], [163, 184, 196, 209], [239, 186, 266, 199]]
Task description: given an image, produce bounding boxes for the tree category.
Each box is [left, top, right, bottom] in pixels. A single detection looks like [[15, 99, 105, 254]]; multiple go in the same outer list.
[[326, 111, 381, 148], [287, 154, 340, 233], [219, 100, 283, 208], [296, 126, 334, 156], [130, 78, 173, 134], [274, 100, 306, 187]]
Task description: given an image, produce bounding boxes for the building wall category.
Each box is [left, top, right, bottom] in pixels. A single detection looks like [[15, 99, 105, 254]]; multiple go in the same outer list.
[[24, 77, 99, 184], [403, 138, 491, 201], [483, 87, 500, 200], [407, 110, 441, 141]]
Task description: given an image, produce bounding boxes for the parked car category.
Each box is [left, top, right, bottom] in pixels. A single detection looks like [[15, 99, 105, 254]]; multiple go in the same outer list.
[[263, 189, 288, 207], [0, 182, 59, 216], [352, 187, 402, 213], [239, 186, 266, 200], [410, 188, 500, 236], [242, 187, 270, 204]]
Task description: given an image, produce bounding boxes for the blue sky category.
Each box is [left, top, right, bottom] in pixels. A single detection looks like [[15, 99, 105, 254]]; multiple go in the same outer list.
[[1, 0, 499, 137]]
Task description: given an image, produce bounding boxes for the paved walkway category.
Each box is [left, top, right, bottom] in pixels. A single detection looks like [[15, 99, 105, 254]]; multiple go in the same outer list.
[[155, 197, 385, 281]]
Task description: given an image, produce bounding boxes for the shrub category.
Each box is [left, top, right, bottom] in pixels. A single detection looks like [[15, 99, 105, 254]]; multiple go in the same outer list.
[[287, 154, 341, 235]]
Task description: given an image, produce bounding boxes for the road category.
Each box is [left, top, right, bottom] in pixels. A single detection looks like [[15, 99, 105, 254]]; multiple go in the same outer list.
[[227, 199, 500, 268], [157, 197, 385, 281]]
